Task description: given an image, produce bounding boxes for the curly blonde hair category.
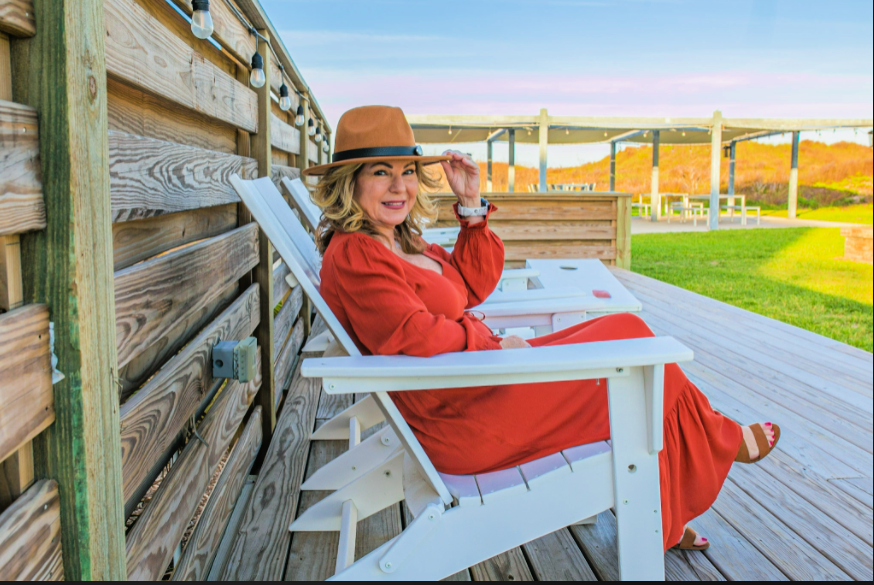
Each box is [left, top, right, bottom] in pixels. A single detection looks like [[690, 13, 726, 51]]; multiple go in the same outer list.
[[311, 162, 443, 255]]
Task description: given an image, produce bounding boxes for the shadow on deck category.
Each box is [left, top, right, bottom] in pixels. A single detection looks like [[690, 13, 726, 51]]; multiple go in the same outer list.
[[211, 269, 873, 581]]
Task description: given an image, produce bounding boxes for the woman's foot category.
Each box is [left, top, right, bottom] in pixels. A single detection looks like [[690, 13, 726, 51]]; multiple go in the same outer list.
[[674, 526, 710, 551], [735, 422, 780, 464]]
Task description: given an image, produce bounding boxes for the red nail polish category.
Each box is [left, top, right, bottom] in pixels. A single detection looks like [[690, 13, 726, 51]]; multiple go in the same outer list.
[[702, 538, 708, 542]]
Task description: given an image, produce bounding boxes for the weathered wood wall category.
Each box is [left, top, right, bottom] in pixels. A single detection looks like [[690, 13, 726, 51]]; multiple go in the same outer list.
[[434, 192, 633, 269], [0, 0, 329, 580]]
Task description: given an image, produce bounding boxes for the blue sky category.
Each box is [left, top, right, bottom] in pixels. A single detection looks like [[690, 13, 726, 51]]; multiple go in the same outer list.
[[263, 0, 873, 165]]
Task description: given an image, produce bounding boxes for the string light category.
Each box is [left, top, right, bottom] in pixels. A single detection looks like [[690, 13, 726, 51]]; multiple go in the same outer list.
[[322, 139, 330, 153], [279, 84, 293, 111], [249, 51, 266, 88], [315, 127, 323, 144], [294, 105, 305, 127], [307, 118, 316, 137], [190, 0, 214, 39]]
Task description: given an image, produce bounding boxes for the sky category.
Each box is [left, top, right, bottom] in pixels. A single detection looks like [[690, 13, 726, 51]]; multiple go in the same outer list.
[[262, 0, 873, 166]]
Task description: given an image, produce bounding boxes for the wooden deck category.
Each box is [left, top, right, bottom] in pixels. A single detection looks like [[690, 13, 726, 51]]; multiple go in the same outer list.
[[212, 269, 873, 581]]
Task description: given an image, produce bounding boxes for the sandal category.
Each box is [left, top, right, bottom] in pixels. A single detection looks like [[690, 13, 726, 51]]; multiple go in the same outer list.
[[736, 423, 781, 464], [673, 526, 710, 551]]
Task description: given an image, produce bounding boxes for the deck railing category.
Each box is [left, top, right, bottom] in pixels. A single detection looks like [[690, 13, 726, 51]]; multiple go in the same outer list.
[[0, 0, 327, 579]]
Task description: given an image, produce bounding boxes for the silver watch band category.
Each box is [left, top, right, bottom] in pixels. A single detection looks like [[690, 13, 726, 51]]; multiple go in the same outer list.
[[457, 198, 489, 218]]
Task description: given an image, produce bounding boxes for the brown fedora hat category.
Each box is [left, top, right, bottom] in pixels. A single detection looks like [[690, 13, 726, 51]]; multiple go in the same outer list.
[[302, 105, 450, 176]]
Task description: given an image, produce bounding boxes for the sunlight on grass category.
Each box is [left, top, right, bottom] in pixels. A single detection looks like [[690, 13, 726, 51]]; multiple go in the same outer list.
[[761, 204, 873, 225], [632, 228, 873, 352]]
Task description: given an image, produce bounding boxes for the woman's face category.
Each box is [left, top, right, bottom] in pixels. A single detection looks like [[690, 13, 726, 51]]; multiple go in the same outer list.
[[353, 161, 418, 231]]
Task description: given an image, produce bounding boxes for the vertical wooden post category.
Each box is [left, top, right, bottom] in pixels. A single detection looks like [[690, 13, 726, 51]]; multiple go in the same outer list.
[[11, 0, 126, 578], [709, 110, 724, 231], [610, 142, 617, 192], [788, 131, 800, 220], [508, 129, 516, 193], [728, 141, 737, 196], [649, 131, 660, 222], [250, 31, 277, 447], [296, 92, 313, 339], [615, 196, 632, 270], [486, 140, 493, 192], [538, 108, 549, 192]]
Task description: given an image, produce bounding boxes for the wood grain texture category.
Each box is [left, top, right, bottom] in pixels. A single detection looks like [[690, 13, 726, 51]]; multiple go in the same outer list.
[[117, 282, 239, 402], [274, 285, 303, 350], [616, 195, 631, 270], [0, 34, 10, 100], [220, 356, 321, 580], [112, 204, 238, 271], [523, 529, 597, 581], [125, 352, 263, 581], [206, 476, 255, 580], [272, 260, 291, 307], [0, 480, 62, 581], [0, 444, 34, 513], [0, 305, 52, 463], [172, 408, 263, 581], [469, 547, 534, 581], [104, 0, 257, 132], [119, 284, 260, 507], [107, 77, 238, 155], [271, 164, 301, 189], [168, 0, 256, 66], [275, 318, 304, 394], [271, 112, 301, 154], [489, 221, 616, 241], [0, 99, 44, 236], [114, 223, 258, 368], [503, 241, 616, 263], [109, 130, 257, 222], [0, 0, 35, 37]]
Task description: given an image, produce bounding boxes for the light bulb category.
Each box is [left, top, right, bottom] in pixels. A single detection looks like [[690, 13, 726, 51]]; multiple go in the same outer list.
[[294, 105, 305, 127], [315, 128, 322, 143], [566, 129, 570, 135], [279, 84, 292, 111], [307, 118, 316, 137], [322, 140, 330, 153], [191, 1, 214, 39], [250, 52, 266, 89]]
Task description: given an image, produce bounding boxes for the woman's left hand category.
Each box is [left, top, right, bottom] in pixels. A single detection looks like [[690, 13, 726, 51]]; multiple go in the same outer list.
[[441, 150, 481, 208]]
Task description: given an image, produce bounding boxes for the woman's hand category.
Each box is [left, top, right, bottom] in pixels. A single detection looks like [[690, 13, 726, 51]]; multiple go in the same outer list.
[[500, 335, 531, 350], [440, 150, 481, 209]]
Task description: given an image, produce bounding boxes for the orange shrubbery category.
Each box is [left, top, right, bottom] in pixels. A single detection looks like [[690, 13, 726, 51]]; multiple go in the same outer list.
[[434, 141, 873, 207]]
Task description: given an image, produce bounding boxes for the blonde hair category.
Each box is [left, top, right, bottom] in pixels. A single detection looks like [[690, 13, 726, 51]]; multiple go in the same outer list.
[[312, 162, 443, 255]]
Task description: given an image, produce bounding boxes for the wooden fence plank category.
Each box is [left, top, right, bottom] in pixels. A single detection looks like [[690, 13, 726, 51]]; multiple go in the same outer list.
[[490, 221, 616, 242], [0, 99, 45, 236], [114, 223, 259, 368], [273, 260, 291, 306], [207, 476, 255, 580], [125, 352, 263, 581], [168, 0, 256, 66], [220, 356, 321, 580], [0, 305, 52, 463], [271, 164, 301, 189], [119, 284, 260, 507], [275, 318, 304, 393], [172, 410, 263, 581], [117, 283, 239, 402], [104, 0, 257, 132], [469, 547, 534, 581], [503, 241, 616, 263], [109, 131, 257, 222], [112, 204, 238, 271], [523, 529, 597, 581], [0, 0, 35, 38], [271, 112, 301, 154], [274, 285, 303, 351], [0, 480, 62, 581]]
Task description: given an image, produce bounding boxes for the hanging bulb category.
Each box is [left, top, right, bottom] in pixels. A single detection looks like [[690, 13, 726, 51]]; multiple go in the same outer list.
[[294, 105, 305, 127], [315, 127, 323, 144], [682, 131, 686, 137], [322, 140, 330, 153], [191, 0, 214, 39], [307, 118, 316, 137], [448, 127, 453, 135], [566, 129, 570, 135], [279, 84, 293, 111], [250, 52, 266, 89]]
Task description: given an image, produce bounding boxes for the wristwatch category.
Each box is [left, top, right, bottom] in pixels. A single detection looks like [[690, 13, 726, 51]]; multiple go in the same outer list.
[[457, 198, 490, 218]]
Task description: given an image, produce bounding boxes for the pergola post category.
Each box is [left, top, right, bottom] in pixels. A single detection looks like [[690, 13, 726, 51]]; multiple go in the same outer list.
[[728, 141, 737, 195], [788, 131, 800, 219], [610, 142, 617, 192], [539, 108, 549, 191], [650, 131, 660, 222], [508, 129, 516, 193], [709, 110, 724, 231], [487, 140, 493, 192]]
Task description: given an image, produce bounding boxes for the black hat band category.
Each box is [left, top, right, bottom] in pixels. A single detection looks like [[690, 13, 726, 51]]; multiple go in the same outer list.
[[333, 145, 424, 164]]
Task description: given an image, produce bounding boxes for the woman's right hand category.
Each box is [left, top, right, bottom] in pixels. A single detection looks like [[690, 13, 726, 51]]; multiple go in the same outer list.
[[500, 335, 531, 350]]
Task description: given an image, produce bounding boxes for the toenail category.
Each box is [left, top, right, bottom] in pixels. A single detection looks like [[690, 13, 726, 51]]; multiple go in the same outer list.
[[702, 538, 708, 542]]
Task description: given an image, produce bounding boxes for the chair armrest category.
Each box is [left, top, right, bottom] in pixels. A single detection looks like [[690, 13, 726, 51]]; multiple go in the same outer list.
[[303, 337, 693, 394], [500, 268, 540, 281], [477, 297, 605, 319], [481, 286, 586, 305]]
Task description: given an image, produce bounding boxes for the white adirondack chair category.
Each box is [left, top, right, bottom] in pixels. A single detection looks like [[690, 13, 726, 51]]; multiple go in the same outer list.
[[232, 175, 693, 581]]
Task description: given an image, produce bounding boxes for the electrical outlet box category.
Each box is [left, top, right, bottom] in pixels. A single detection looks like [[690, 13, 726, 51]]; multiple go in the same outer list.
[[213, 337, 258, 383]]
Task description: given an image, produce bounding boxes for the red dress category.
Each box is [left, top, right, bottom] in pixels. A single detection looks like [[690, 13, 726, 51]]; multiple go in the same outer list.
[[320, 206, 743, 550]]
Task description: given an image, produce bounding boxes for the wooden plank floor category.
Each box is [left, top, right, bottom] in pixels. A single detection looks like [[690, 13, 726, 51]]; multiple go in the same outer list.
[[213, 272, 873, 581]]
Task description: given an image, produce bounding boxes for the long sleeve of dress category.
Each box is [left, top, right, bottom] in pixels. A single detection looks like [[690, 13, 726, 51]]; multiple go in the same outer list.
[[329, 234, 503, 357], [428, 203, 505, 308]]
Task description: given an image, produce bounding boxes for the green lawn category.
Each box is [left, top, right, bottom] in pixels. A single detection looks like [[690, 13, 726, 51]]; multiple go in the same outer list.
[[631, 228, 873, 352], [761, 204, 873, 225]]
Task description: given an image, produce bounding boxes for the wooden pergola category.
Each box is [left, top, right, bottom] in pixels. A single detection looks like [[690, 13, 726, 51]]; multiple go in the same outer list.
[[407, 111, 873, 230]]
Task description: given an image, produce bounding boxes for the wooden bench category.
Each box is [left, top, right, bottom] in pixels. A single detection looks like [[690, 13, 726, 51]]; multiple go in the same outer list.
[[721, 205, 761, 226], [667, 203, 708, 227]]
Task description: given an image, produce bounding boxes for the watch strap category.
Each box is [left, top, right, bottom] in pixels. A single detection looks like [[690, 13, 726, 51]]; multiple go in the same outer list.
[[457, 198, 490, 217]]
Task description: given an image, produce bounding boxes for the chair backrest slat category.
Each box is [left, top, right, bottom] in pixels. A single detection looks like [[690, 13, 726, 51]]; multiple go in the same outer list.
[[281, 177, 322, 234], [231, 175, 453, 506]]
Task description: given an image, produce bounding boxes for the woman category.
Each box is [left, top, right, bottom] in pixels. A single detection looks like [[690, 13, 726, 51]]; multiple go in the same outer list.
[[304, 106, 780, 552]]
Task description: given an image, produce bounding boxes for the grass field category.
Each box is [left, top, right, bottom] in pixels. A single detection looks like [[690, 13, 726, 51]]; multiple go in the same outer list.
[[632, 228, 873, 352], [761, 204, 873, 225]]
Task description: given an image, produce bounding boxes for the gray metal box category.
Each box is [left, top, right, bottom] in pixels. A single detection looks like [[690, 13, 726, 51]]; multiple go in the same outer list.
[[212, 337, 258, 383]]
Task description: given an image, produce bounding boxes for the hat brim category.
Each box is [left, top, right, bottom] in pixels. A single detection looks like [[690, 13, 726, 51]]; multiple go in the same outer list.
[[302, 155, 453, 177]]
